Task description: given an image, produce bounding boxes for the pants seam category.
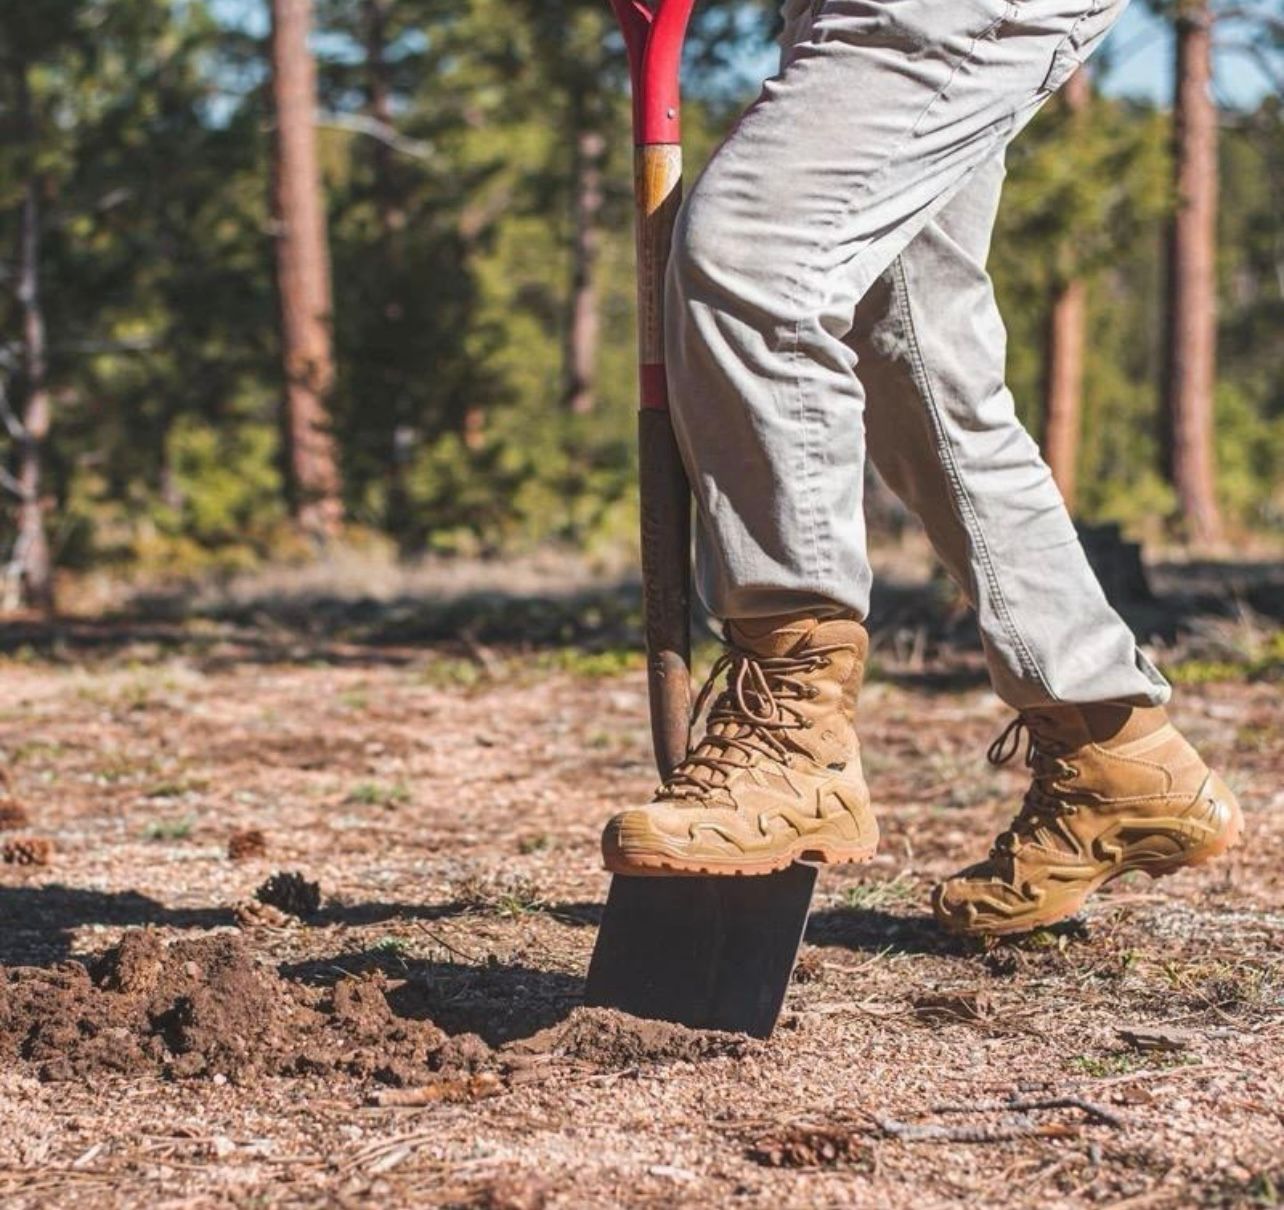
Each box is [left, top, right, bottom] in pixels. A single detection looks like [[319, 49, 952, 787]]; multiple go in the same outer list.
[[890, 256, 1059, 701], [788, 316, 826, 584]]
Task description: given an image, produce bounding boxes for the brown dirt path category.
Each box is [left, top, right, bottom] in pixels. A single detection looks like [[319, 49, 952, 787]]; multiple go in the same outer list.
[[0, 642, 1280, 1208]]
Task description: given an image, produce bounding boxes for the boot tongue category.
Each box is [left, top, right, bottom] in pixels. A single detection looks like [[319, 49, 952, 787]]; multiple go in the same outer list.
[[727, 615, 818, 658], [728, 614, 866, 660]]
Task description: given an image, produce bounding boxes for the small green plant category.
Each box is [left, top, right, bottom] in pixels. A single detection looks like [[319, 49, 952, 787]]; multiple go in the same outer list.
[[146, 776, 209, 799], [1247, 1172, 1280, 1207], [532, 647, 645, 679], [417, 658, 487, 690], [372, 936, 411, 957], [345, 780, 411, 808], [1067, 1053, 1145, 1078], [144, 817, 194, 842], [840, 873, 919, 912], [452, 873, 548, 918], [517, 832, 553, 855]]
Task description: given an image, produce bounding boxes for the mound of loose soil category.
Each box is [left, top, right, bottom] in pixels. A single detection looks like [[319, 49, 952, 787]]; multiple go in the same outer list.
[[510, 1007, 755, 1068], [0, 930, 486, 1085]]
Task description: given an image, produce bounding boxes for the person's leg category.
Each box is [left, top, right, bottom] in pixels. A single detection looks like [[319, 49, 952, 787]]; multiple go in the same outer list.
[[851, 153, 1168, 708], [666, 0, 1129, 625], [846, 154, 1240, 935]]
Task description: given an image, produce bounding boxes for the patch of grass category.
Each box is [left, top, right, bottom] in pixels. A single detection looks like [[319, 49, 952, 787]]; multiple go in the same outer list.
[[1068, 1050, 1201, 1078], [345, 780, 411, 808], [9, 739, 66, 764], [371, 936, 412, 957], [840, 873, 919, 912], [416, 657, 488, 690], [517, 832, 553, 855], [1001, 918, 1091, 952], [532, 647, 645, 679], [451, 873, 548, 919], [146, 776, 209, 799], [95, 752, 159, 785], [1234, 722, 1280, 753], [1067, 1052, 1147, 1078], [1168, 645, 1283, 685], [144, 817, 195, 842], [339, 690, 369, 711], [1159, 958, 1283, 1017]]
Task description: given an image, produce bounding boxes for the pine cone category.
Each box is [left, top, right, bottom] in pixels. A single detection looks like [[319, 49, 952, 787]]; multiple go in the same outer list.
[[227, 828, 267, 861], [3, 837, 52, 866], [254, 870, 321, 918], [233, 898, 293, 931]]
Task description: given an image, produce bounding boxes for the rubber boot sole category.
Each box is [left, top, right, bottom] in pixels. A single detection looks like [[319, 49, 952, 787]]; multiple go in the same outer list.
[[933, 773, 1245, 938], [601, 830, 879, 878]]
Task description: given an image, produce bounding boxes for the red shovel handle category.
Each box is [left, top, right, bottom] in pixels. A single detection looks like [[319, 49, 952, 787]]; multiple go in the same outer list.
[[607, 0, 697, 779], [609, 0, 697, 144]]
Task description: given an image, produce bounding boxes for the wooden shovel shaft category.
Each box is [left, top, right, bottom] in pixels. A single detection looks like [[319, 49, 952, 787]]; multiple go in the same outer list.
[[607, 0, 698, 778], [635, 145, 691, 778]]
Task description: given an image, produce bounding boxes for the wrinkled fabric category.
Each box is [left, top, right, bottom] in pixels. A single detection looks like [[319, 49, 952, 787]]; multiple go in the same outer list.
[[664, 0, 1167, 708]]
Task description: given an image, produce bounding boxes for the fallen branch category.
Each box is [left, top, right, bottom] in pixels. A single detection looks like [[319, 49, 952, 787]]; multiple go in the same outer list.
[[872, 1116, 1077, 1144], [930, 1096, 1125, 1129], [365, 1072, 502, 1108]]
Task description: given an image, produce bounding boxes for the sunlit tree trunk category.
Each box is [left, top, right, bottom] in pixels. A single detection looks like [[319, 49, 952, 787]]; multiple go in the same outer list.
[[1041, 67, 1091, 513], [270, 0, 343, 542], [564, 101, 605, 415], [1164, 0, 1222, 543], [10, 64, 54, 612]]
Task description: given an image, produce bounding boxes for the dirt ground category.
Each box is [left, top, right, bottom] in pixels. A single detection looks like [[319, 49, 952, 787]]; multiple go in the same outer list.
[[0, 587, 1280, 1208]]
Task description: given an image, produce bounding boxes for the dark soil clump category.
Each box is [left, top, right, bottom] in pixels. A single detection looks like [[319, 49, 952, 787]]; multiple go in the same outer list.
[[0, 930, 478, 1085]]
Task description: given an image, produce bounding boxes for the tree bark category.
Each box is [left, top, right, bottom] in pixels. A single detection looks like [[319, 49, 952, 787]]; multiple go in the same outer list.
[[1164, 0, 1222, 544], [1041, 67, 1091, 512], [564, 110, 606, 415], [10, 64, 54, 613], [270, 0, 343, 542]]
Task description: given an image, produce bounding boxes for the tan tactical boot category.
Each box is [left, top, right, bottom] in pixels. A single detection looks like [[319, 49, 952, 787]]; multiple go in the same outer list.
[[602, 614, 879, 876], [932, 704, 1243, 936]]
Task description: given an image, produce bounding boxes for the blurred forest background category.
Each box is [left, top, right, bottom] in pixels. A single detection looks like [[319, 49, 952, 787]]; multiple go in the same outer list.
[[0, 0, 1281, 613]]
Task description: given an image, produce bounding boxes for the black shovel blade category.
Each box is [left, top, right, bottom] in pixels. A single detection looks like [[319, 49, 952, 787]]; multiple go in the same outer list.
[[584, 863, 818, 1039]]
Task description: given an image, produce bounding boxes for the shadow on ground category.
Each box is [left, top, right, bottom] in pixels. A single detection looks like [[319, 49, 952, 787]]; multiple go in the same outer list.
[[0, 883, 600, 964], [3, 554, 1279, 674], [806, 905, 974, 958], [283, 949, 584, 1045]]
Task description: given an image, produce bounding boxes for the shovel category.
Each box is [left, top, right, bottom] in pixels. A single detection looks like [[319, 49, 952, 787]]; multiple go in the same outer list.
[[585, 0, 817, 1040]]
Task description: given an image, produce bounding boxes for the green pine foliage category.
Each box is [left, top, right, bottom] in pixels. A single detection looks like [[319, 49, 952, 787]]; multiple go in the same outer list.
[[0, 1, 1280, 583]]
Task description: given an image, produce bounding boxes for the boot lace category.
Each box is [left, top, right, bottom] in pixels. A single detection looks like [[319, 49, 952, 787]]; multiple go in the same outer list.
[[658, 642, 852, 801], [986, 715, 1082, 859]]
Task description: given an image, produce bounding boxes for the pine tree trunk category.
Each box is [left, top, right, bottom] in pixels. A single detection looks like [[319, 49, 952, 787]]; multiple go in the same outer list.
[[1041, 67, 1091, 513], [564, 111, 606, 416], [270, 0, 343, 542], [1164, 0, 1222, 544], [10, 65, 53, 613]]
